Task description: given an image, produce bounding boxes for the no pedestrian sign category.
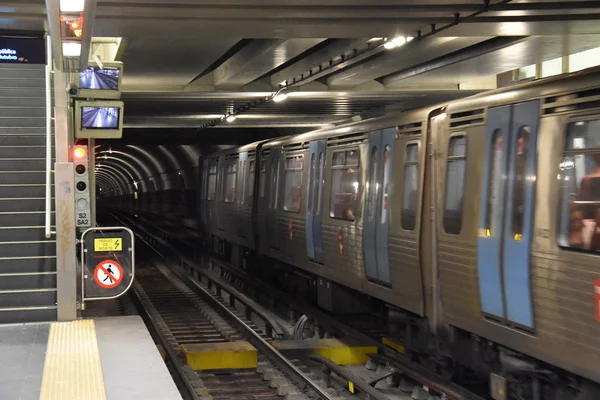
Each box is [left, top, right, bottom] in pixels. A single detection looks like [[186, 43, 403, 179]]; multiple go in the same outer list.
[[94, 260, 123, 289]]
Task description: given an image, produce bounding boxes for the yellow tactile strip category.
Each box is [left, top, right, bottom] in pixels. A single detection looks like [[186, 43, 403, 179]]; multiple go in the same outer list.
[[40, 319, 107, 400]]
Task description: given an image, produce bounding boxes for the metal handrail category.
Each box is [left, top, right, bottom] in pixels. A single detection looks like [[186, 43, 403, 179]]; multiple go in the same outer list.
[[45, 34, 55, 238]]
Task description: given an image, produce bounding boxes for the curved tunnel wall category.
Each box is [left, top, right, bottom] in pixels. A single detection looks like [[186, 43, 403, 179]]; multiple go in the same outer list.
[[96, 144, 202, 222]]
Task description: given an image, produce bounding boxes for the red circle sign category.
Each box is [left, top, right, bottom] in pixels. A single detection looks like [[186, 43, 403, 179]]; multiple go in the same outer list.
[[94, 260, 124, 289]]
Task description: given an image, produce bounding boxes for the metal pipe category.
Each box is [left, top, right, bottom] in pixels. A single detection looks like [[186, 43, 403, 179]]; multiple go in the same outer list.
[[45, 34, 55, 239]]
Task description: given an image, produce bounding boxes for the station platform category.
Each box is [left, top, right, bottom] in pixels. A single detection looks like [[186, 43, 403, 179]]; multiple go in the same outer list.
[[0, 315, 182, 400]]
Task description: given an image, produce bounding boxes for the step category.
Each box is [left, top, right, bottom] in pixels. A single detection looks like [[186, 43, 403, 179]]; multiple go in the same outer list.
[[0, 77, 45, 89], [0, 65, 45, 76], [0, 172, 46, 184], [0, 256, 56, 274], [0, 159, 54, 171], [0, 198, 52, 213], [0, 117, 45, 128], [0, 227, 55, 242], [0, 107, 46, 118], [0, 136, 51, 146], [0, 306, 56, 324], [0, 272, 56, 290], [0, 97, 46, 108], [0, 185, 55, 198], [0, 146, 55, 158], [0, 212, 55, 227], [0, 288, 56, 308], [0, 241, 55, 258], [0, 87, 45, 99], [0, 127, 46, 135]]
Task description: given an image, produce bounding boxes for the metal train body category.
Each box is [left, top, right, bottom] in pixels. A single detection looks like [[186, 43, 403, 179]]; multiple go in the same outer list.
[[198, 67, 600, 395]]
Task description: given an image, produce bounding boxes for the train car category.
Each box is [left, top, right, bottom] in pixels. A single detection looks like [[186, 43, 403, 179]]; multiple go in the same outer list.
[[198, 67, 600, 399]]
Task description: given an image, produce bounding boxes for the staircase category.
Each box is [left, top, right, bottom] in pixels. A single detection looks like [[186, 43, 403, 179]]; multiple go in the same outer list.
[[0, 63, 56, 323]]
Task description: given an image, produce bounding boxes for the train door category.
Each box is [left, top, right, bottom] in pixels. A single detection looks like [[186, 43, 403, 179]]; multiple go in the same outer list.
[[364, 128, 396, 284], [305, 140, 326, 263], [215, 155, 224, 231], [477, 100, 539, 330], [237, 152, 248, 237], [267, 147, 282, 249]]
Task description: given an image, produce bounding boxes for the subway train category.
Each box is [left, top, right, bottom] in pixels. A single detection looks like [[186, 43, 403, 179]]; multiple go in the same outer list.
[[197, 66, 600, 399]]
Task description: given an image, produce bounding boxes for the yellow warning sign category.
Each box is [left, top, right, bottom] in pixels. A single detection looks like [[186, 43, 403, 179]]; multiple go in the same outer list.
[[94, 238, 122, 252]]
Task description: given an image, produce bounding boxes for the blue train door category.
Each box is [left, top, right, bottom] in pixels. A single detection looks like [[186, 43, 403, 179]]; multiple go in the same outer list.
[[364, 128, 396, 284], [267, 147, 282, 249], [477, 100, 539, 330], [305, 140, 326, 263]]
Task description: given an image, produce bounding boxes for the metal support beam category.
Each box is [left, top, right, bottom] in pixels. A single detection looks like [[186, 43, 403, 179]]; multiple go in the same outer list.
[[44, 0, 63, 71]]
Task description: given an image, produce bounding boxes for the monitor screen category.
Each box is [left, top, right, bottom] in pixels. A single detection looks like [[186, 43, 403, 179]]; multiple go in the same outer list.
[[81, 107, 120, 129], [79, 67, 120, 91]]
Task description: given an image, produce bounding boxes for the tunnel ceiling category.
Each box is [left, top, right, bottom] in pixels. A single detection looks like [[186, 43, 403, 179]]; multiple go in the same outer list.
[[12, 0, 600, 137]]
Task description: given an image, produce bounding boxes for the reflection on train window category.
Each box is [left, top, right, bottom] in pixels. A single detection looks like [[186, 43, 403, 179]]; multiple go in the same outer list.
[[381, 145, 391, 224], [223, 163, 237, 203], [511, 126, 531, 240], [207, 164, 217, 200], [308, 154, 316, 213], [316, 152, 324, 215], [330, 149, 360, 221], [485, 129, 503, 237], [259, 159, 266, 199], [367, 147, 378, 222], [401, 143, 419, 230], [558, 119, 600, 251], [245, 160, 255, 207], [444, 136, 467, 234], [284, 155, 304, 213], [269, 158, 281, 209]]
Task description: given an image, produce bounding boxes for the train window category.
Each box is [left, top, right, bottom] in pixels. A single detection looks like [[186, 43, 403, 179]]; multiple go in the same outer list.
[[485, 129, 504, 237], [207, 164, 217, 200], [245, 160, 255, 207], [511, 126, 531, 239], [367, 147, 378, 222], [223, 163, 237, 203], [401, 143, 419, 230], [330, 149, 360, 221], [381, 145, 391, 224], [284, 155, 304, 213], [316, 152, 324, 215], [558, 119, 600, 251], [259, 159, 266, 199], [443, 136, 467, 234], [239, 160, 245, 205]]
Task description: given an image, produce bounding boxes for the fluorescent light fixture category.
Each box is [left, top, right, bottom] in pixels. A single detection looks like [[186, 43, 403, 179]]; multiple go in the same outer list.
[[279, 80, 287, 86], [383, 41, 397, 50], [62, 42, 81, 57], [60, 0, 85, 12], [226, 115, 237, 122], [391, 37, 406, 46], [273, 92, 288, 102], [406, 36, 415, 42]]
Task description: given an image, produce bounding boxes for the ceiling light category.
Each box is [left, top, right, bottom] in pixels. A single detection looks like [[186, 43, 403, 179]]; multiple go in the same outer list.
[[383, 41, 397, 50], [406, 36, 415, 42], [60, 0, 85, 12], [391, 37, 406, 46], [226, 115, 237, 122], [273, 92, 288, 102], [62, 42, 81, 57], [279, 80, 287, 86]]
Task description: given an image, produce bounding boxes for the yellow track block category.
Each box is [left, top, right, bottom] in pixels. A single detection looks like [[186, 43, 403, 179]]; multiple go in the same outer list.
[[271, 339, 377, 366], [181, 341, 257, 370], [382, 337, 405, 354], [40, 319, 106, 400]]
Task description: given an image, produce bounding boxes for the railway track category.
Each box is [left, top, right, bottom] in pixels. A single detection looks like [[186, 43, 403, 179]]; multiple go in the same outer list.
[[106, 209, 486, 400]]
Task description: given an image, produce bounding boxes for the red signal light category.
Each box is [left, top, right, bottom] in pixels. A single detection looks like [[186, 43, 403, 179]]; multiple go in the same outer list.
[[73, 146, 86, 160]]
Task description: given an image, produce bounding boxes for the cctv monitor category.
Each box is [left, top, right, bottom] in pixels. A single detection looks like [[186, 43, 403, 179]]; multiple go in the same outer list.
[[76, 61, 123, 100], [74, 100, 124, 139]]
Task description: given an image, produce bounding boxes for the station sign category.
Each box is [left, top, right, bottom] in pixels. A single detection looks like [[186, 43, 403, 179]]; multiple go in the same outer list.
[[0, 36, 46, 64], [81, 227, 134, 302]]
